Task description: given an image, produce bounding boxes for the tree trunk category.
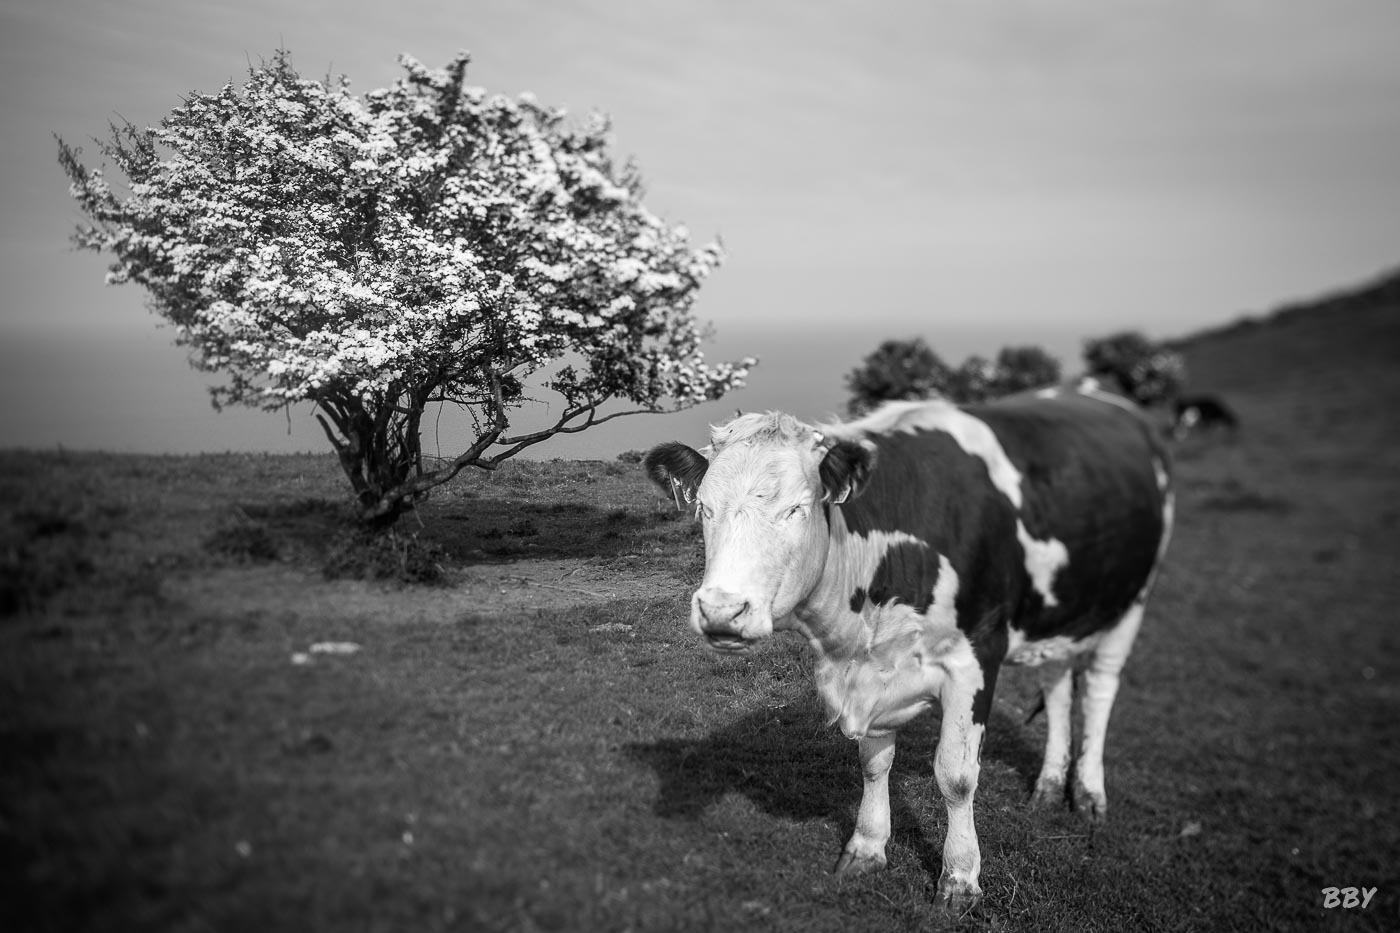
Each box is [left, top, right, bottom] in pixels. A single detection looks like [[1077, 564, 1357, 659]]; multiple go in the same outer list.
[[315, 393, 418, 529]]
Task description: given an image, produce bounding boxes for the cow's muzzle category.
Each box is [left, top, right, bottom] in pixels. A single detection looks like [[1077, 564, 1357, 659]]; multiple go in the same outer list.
[[694, 590, 755, 652]]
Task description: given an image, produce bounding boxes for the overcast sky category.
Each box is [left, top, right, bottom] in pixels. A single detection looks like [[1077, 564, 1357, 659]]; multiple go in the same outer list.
[[3, 0, 1398, 458]]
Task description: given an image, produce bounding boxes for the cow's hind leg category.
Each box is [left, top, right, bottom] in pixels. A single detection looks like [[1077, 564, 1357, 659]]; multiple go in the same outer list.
[[1074, 601, 1146, 822], [834, 733, 896, 876], [1029, 660, 1073, 809]]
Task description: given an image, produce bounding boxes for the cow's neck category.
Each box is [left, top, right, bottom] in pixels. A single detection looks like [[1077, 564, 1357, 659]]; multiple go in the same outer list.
[[791, 505, 879, 661]]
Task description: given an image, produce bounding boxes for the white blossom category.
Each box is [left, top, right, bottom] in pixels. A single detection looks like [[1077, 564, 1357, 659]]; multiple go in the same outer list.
[[58, 49, 753, 516]]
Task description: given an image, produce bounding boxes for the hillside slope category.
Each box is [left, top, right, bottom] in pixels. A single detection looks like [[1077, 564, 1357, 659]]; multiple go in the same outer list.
[[1173, 268, 1400, 464], [1135, 268, 1400, 927]]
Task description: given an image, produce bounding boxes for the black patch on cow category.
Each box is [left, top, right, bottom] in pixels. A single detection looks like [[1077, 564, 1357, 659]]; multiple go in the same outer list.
[[866, 542, 941, 611], [849, 587, 867, 613], [969, 625, 1007, 727]]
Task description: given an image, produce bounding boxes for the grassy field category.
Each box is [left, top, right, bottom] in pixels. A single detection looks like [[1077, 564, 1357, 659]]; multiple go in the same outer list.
[[3, 287, 1398, 931]]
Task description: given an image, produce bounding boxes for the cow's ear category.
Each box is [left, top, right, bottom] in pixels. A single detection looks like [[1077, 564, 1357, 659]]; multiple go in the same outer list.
[[818, 438, 875, 505], [643, 442, 709, 504]]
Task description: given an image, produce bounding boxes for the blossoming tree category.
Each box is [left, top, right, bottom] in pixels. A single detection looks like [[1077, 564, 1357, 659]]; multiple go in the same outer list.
[[58, 50, 754, 525]]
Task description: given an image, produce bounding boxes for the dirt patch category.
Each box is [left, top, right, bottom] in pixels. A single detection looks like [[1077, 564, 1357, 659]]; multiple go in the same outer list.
[[163, 557, 694, 626]]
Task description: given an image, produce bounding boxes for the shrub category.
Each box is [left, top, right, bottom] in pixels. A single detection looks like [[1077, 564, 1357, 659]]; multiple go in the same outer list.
[[847, 339, 1063, 410], [1083, 331, 1186, 405], [322, 529, 446, 584], [846, 338, 953, 414], [204, 522, 280, 563]]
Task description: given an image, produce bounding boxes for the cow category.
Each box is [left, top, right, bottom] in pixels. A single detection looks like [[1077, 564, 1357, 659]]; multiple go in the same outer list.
[[1172, 394, 1239, 440], [643, 384, 1173, 911]]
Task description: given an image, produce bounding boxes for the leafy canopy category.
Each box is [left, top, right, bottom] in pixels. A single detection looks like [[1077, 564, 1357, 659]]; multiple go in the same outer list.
[[846, 338, 1062, 413], [59, 50, 754, 521]]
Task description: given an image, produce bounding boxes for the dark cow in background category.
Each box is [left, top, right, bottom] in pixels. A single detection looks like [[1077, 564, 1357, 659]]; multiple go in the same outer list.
[[1173, 394, 1239, 440], [644, 383, 1173, 910]]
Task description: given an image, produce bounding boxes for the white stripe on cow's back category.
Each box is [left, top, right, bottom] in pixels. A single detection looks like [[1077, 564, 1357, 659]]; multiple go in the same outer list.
[[1152, 457, 1169, 492], [1074, 378, 1141, 413], [1140, 489, 1175, 597], [1160, 491, 1175, 561], [834, 400, 1025, 508]]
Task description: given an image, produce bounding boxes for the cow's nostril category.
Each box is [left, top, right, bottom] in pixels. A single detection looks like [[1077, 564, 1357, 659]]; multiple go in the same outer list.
[[697, 596, 748, 627]]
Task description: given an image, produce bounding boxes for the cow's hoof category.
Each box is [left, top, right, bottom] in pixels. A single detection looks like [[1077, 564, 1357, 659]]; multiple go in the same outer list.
[[833, 850, 886, 877], [1030, 777, 1067, 810], [935, 872, 982, 913], [1072, 782, 1108, 823]]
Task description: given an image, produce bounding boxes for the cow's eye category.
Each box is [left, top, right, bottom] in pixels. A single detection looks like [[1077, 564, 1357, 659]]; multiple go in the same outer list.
[[784, 503, 805, 521]]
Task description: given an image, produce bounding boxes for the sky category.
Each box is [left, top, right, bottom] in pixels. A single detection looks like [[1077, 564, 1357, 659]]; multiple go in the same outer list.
[[2, 0, 1399, 460]]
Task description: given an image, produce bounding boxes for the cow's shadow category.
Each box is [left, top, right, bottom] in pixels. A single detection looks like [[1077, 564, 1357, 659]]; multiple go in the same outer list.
[[624, 695, 1041, 877]]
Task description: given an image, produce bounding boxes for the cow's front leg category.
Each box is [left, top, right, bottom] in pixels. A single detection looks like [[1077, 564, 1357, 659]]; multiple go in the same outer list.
[[934, 660, 984, 911], [834, 732, 896, 876]]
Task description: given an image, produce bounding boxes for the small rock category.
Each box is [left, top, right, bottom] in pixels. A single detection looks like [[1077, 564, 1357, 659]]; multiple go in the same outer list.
[[588, 623, 634, 634], [309, 641, 362, 655]]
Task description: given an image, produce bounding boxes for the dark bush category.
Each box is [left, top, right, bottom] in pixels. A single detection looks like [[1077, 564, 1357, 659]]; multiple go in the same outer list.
[[0, 502, 103, 617], [323, 529, 446, 584], [993, 345, 1062, 395], [507, 517, 540, 537], [847, 338, 1064, 411], [1083, 331, 1186, 405], [204, 522, 280, 563], [0, 539, 95, 617], [846, 337, 953, 415]]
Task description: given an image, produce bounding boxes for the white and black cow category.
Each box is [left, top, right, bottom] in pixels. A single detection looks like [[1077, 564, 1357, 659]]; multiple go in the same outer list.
[[644, 386, 1173, 910], [1172, 394, 1239, 440]]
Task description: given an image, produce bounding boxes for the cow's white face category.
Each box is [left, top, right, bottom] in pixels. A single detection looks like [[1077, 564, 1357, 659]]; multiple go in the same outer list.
[[691, 443, 828, 648], [645, 414, 873, 653]]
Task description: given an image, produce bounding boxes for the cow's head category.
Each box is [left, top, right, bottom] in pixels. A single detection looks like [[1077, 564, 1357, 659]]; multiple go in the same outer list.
[[644, 412, 874, 652]]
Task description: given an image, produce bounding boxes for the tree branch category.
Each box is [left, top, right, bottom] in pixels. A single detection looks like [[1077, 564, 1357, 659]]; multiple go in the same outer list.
[[484, 401, 664, 464], [354, 370, 512, 521]]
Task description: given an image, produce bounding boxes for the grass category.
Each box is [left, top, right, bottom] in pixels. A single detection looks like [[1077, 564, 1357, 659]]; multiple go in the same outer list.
[[3, 291, 1399, 931]]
